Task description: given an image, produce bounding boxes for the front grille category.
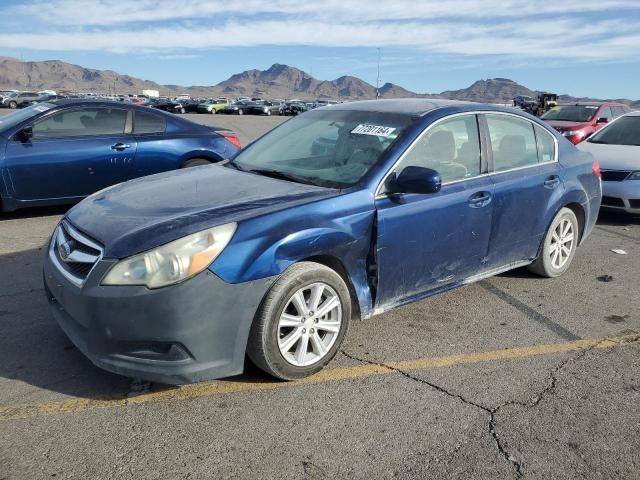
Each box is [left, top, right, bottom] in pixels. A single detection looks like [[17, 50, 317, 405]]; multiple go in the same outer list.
[[601, 170, 631, 182], [601, 196, 625, 207], [49, 221, 103, 287], [629, 199, 640, 209]]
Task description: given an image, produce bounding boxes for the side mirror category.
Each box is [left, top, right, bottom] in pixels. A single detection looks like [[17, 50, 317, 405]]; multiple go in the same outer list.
[[389, 166, 442, 195], [18, 126, 33, 142], [596, 117, 609, 124]]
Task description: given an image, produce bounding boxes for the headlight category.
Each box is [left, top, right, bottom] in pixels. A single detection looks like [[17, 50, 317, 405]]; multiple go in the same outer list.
[[562, 130, 584, 137], [102, 223, 236, 288], [629, 171, 640, 180]]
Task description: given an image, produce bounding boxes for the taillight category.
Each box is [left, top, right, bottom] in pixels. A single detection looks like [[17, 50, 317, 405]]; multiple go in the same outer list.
[[592, 159, 601, 178], [218, 131, 241, 149]]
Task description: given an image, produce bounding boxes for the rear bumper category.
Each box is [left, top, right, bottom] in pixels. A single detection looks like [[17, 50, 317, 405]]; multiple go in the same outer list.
[[44, 253, 275, 384]]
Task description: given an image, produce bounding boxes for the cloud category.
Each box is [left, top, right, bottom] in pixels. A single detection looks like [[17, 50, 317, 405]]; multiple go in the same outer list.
[[2, 0, 640, 64]]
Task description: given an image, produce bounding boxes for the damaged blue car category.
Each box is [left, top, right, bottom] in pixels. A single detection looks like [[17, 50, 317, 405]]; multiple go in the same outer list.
[[43, 99, 602, 384]]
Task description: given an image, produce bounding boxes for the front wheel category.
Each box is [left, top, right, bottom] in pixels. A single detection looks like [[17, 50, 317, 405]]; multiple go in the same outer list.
[[528, 207, 579, 278], [238, 109, 243, 115], [247, 262, 351, 380], [8, 101, 17, 109]]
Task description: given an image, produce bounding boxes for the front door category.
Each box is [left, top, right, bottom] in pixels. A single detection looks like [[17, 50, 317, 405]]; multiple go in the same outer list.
[[375, 114, 494, 310], [5, 107, 136, 201]]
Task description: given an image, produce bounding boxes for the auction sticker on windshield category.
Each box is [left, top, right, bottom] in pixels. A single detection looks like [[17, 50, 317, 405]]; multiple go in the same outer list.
[[351, 124, 396, 137]]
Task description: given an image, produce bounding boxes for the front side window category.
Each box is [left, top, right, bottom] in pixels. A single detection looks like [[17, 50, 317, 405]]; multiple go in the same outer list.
[[391, 114, 481, 184], [232, 109, 417, 188], [33, 108, 128, 139], [598, 107, 613, 121], [486, 114, 538, 172]]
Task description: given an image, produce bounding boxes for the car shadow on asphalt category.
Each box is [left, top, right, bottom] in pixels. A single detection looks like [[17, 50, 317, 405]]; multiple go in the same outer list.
[[0, 247, 278, 403], [597, 210, 640, 226], [0, 205, 69, 221]]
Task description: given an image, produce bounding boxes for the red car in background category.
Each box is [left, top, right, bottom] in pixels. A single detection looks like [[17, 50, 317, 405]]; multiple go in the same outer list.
[[541, 102, 632, 144]]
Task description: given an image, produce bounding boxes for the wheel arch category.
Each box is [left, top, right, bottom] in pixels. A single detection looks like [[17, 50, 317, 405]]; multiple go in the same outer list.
[[179, 150, 225, 167]]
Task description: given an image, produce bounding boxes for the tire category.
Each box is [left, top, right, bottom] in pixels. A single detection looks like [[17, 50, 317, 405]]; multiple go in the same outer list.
[[528, 207, 579, 278], [210, 109, 216, 114], [8, 101, 17, 109], [266, 110, 272, 116], [238, 109, 243, 115], [182, 158, 212, 168], [247, 262, 351, 380]]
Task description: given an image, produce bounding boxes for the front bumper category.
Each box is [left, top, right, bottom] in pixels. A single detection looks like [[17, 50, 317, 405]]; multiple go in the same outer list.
[[601, 181, 640, 214], [44, 253, 275, 384]]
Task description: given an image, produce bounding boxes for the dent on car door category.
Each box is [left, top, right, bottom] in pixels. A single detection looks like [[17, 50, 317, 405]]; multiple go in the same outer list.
[[4, 107, 136, 200], [483, 114, 564, 268], [374, 114, 494, 310]]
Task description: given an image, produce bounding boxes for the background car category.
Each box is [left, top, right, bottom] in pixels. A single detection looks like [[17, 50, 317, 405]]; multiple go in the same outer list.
[[281, 101, 308, 116], [177, 98, 202, 113], [247, 100, 284, 116], [197, 98, 230, 114], [0, 100, 241, 212], [541, 102, 631, 144], [2, 91, 41, 109], [42, 99, 601, 384], [219, 101, 251, 115], [150, 98, 185, 114], [578, 111, 640, 214]]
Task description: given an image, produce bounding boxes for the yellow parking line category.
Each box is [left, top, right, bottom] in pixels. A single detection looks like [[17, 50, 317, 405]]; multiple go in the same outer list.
[[0, 334, 637, 421]]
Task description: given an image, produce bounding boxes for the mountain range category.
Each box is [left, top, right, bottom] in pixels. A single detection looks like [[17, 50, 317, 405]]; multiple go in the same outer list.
[[0, 57, 637, 107]]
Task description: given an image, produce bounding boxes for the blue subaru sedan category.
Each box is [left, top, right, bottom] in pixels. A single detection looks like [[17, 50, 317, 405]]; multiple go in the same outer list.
[[43, 99, 602, 384], [0, 100, 240, 212]]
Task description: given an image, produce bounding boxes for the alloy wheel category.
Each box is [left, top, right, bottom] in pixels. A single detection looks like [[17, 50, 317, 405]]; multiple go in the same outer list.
[[549, 217, 575, 269], [277, 282, 342, 367]]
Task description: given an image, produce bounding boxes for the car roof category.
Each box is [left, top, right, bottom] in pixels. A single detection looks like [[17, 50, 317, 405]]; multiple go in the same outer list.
[[557, 101, 628, 107], [326, 98, 503, 116]]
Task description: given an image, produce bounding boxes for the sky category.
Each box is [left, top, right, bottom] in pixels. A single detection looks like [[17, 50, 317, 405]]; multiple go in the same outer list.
[[2, 0, 640, 98]]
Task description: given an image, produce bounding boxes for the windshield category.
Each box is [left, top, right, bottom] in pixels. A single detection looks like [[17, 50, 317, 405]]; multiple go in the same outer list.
[[588, 116, 640, 146], [0, 103, 55, 132], [231, 109, 418, 188], [541, 105, 599, 122]]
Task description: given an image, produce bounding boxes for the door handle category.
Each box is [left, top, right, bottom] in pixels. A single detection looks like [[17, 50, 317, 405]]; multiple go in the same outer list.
[[111, 143, 131, 151], [468, 191, 492, 208], [544, 175, 561, 188]]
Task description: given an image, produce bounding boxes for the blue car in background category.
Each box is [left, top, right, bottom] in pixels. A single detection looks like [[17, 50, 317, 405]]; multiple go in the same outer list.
[[0, 100, 241, 212], [43, 99, 602, 384]]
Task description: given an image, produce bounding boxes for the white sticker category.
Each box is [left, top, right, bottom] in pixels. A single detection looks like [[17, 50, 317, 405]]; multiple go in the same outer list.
[[33, 105, 50, 112], [351, 124, 396, 137]]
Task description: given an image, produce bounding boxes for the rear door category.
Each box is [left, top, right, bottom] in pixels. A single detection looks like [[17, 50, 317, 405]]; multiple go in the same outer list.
[[375, 114, 494, 308], [482, 113, 564, 268], [5, 106, 136, 200]]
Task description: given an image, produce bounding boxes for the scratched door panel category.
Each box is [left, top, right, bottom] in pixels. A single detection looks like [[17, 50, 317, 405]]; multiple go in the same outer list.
[[374, 176, 494, 310]]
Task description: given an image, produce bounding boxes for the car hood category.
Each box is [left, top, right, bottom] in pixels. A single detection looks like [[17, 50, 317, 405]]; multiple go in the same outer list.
[[577, 142, 640, 170], [544, 120, 589, 131], [66, 165, 340, 258]]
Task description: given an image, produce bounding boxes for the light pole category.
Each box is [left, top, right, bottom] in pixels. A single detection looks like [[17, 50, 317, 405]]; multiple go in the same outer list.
[[376, 48, 381, 99]]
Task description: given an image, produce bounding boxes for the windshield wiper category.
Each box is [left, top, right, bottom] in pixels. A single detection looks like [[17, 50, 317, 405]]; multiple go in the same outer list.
[[247, 168, 316, 185]]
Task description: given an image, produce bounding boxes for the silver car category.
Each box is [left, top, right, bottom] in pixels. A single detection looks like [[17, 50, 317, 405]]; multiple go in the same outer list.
[[579, 111, 640, 214]]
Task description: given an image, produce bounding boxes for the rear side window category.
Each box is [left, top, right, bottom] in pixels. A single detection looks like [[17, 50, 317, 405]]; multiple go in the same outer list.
[[134, 111, 166, 134], [533, 125, 556, 163], [395, 114, 481, 183], [33, 108, 128, 139], [486, 114, 538, 172]]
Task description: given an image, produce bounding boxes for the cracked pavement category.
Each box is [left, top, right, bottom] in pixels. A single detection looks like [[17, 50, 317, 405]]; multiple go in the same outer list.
[[1, 114, 639, 479]]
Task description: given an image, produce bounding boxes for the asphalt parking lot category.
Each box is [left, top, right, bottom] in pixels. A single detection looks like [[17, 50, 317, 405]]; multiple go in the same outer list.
[[0, 112, 639, 480]]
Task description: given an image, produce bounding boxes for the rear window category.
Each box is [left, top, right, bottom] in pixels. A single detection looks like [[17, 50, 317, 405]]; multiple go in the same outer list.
[[134, 111, 166, 134], [541, 105, 599, 122]]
